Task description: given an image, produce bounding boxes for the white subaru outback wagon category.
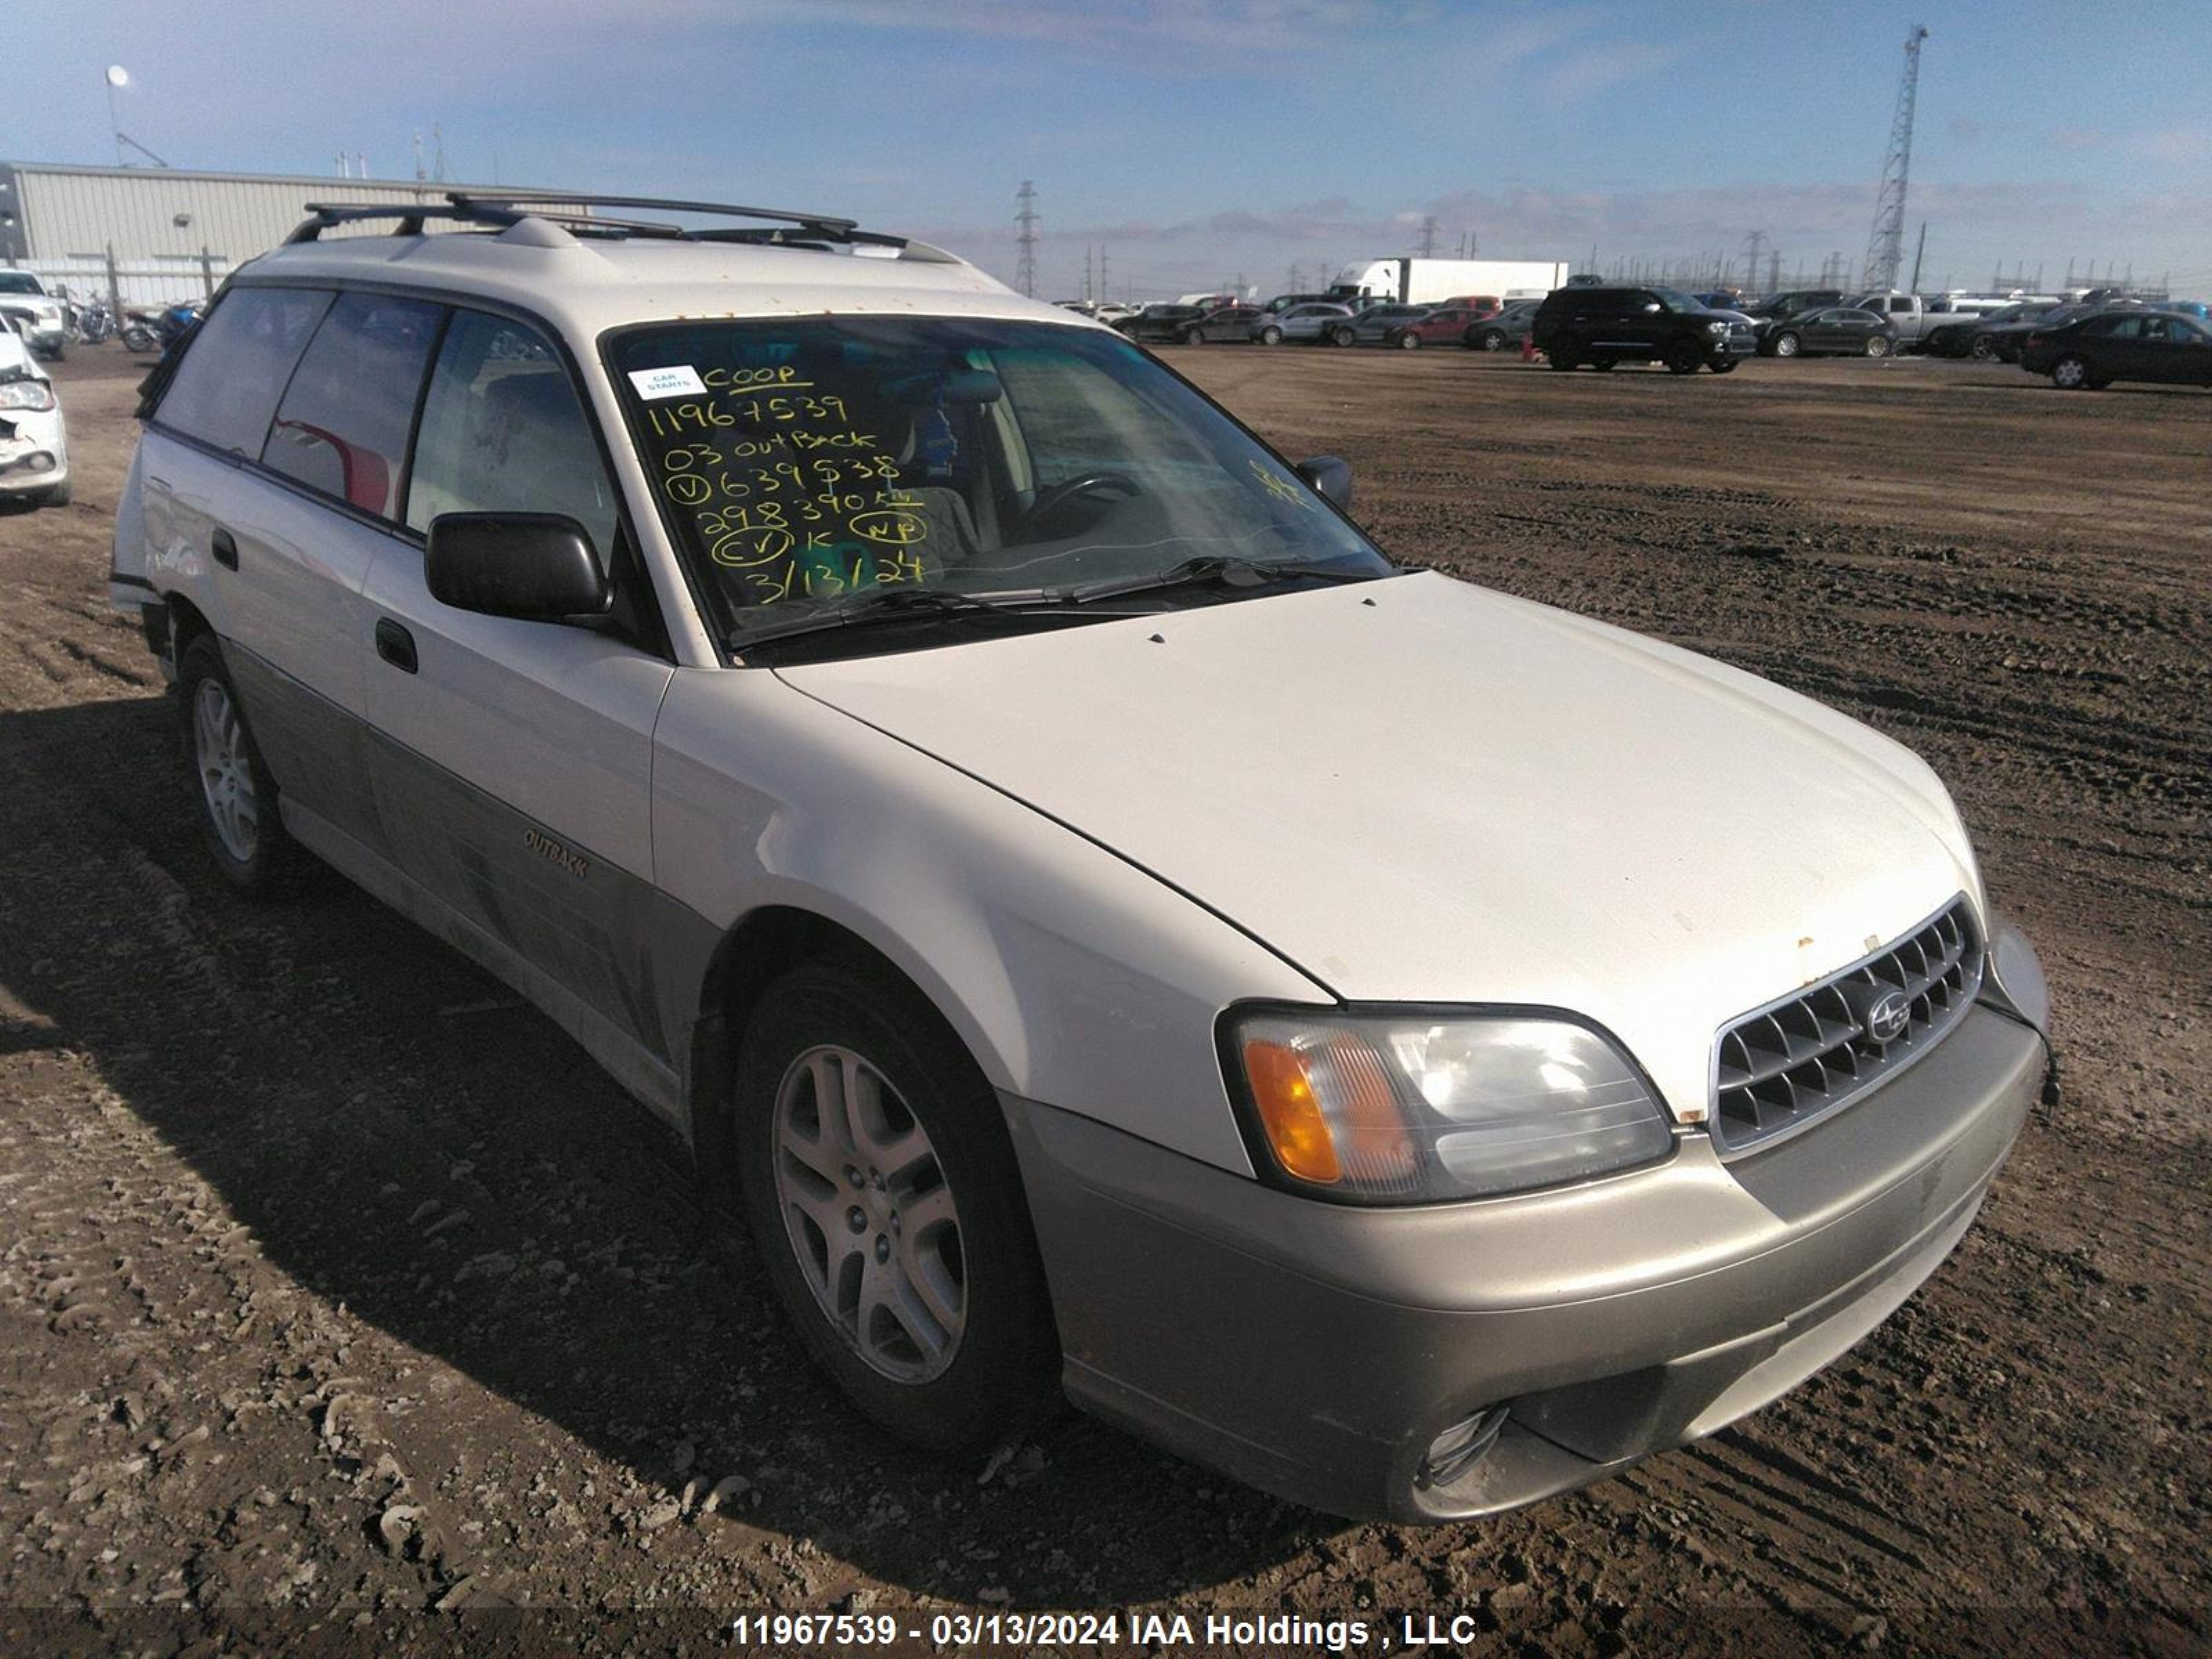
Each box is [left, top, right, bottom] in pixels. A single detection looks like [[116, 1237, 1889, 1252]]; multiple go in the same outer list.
[[109, 193, 2053, 1522]]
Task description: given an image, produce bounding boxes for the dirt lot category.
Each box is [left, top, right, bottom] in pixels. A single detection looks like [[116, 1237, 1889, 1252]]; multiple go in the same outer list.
[[1, 345, 2206, 1657]]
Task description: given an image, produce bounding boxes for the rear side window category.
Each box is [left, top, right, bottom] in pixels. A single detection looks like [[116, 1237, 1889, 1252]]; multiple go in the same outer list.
[[404, 310, 619, 558], [153, 286, 332, 456], [261, 292, 444, 520]]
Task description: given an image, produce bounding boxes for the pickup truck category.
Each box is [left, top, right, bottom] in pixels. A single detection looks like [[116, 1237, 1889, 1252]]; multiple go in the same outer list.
[[1846, 292, 2012, 351]]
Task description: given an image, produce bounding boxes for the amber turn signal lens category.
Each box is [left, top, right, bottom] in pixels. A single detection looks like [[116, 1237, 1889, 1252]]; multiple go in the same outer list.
[[1242, 1038, 1341, 1184]]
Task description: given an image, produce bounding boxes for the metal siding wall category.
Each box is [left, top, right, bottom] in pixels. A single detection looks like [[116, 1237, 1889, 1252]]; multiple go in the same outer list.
[[12, 168, 583, 264]]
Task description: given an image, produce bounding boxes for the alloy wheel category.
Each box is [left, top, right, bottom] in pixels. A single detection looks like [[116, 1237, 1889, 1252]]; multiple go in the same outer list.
[[772, 1044, 966, 1383], [193, 679, 260, 863]]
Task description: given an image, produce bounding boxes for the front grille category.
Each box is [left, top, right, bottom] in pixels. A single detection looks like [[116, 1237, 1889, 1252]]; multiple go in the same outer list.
[[1712, 899, 1983, 1153]]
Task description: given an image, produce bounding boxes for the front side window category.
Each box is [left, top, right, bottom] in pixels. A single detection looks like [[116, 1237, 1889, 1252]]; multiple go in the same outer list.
[[154, 285, 333, 456], [609, 317, 1389, 647], [406, 310, 619, 558], [261, 292, 444, 518]]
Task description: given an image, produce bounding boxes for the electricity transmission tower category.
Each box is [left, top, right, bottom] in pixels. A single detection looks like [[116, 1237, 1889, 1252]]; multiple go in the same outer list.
[[1862, 26, 1929, 292], [1014, 180, 1040, 297], [1417, 216, 1438, 258]]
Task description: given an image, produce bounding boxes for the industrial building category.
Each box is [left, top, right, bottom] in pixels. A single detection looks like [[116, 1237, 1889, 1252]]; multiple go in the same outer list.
[[0, 160, 581, 306]]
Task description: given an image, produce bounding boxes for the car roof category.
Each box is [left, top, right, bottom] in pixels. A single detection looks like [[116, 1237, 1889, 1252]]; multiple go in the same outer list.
[[229, 218, 1109, 345]]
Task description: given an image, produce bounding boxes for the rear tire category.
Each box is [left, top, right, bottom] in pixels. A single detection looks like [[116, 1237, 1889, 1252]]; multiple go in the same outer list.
[[1181, 326, 1204, 346], [1398, 332, 1422, 349], [732, 959, 1057, 1452], [1329, 325, 1355, 347], [2050, 355, 2092, 391], [178, 633, 299, 899], [1480, 328, 1508, 351], [1970, 335, 1997, 361], [1259, 326, 1283, 346]]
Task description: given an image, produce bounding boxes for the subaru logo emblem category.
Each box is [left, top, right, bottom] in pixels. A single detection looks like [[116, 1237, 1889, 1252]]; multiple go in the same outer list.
[[1865, 991, 1912, 1045]]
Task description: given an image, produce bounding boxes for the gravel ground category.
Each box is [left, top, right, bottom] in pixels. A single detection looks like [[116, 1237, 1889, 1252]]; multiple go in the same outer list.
[[0, 346, 2205, 1657]]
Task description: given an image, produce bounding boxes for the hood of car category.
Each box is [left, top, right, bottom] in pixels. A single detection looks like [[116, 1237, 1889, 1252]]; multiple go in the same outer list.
[[776, 572, 1982, 1123]]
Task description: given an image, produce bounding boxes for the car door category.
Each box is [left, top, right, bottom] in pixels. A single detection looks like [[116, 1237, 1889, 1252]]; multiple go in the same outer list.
[[142, 284, 421, 859], [359, 305, 680, 1067], [1623, 291, 1665, 354], [2138, 315, 2197, 383], [2168, 316, 2212, 384]]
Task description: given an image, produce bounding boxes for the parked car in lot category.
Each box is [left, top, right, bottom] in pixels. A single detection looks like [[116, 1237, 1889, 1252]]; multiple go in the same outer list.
[[0, 270, 70, 359], [1351, 303, 1429, 345], [1470, 299, 1541, 351], [1922, 301, 2045, 359], [1250, 302, 1356, 345], [1757, 307, 1900, 359], [109, 189, 2050, 1526], [1115, 303, 1208, 344], [2022, 309, 2212, 390], [0, 321, 71, 507], [1387, 304, 1492, 348], [1255, 292, 1338, 318], [1532, 285, 1757, 373], [1178, 305, 1260, 344], [1969, 301, 2123, 364], [1744, 288, 1846, 321]]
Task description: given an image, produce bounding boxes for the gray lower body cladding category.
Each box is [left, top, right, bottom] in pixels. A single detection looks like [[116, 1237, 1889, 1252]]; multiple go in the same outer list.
[[1003, 1004, 2041, 1522]]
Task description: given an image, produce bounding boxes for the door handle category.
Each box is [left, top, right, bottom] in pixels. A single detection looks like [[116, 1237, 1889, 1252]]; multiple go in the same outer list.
[[210, 528, 238, 571], [375, 618, 418, 675]]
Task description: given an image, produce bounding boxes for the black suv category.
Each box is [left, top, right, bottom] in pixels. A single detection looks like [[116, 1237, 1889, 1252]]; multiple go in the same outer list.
[[1531, 285, 1756, 375]]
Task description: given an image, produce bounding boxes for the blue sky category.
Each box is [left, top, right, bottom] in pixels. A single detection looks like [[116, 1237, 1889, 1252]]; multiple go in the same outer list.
[[11, 1, 2211, 297]]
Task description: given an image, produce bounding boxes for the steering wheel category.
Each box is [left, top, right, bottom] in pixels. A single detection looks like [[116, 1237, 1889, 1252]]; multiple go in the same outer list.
[[1022, 470, 1141, 536]]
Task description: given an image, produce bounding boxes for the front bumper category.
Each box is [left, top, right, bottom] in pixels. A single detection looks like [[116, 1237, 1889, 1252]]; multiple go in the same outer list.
[[1006, 1002, 2042, 1522], [0, 422, 67, 495]]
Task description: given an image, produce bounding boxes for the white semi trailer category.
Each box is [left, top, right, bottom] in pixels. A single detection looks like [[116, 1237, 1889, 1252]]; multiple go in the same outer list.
[[1330, 257, 1572, 307]]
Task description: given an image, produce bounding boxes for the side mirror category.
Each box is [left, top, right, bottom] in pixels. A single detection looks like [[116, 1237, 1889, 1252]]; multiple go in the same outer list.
[[1295, 456, 1353, 511], [425, 513, 610, 621], [1641, 302, 1663, 314]]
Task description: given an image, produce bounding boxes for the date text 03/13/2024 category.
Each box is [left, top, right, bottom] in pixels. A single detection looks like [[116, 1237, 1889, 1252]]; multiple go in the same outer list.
[[724, 1610, 1519, 1651]]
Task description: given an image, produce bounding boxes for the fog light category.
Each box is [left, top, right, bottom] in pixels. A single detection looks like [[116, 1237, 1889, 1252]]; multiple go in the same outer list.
[[1418, 1405, 1510, 1489], [23, 451, 55, 473]]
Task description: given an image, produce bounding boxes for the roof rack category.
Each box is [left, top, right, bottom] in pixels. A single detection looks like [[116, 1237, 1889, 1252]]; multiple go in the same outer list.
[[283, 191, 956, 261]]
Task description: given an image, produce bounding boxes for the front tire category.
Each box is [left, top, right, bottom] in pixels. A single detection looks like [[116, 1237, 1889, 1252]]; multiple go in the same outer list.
[[1771, 331, 1801, 358], [733, 960, 1056, 1451], [1865, 335, 1892, 358], [178, 633, 298, 897], [2050, 355, 2092, 391], [1665, 339, 1704, 375]]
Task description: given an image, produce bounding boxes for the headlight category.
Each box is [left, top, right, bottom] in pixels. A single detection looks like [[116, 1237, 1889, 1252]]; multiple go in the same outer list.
[[1226, 1009, 1674, 1203], [0, 380, 56, 412], [1705, 321, 1729, 335]]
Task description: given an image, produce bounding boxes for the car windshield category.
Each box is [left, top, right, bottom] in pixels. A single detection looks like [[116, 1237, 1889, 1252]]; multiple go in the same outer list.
[[0, 273, 46, 296], [608, 316, 1391, 647]]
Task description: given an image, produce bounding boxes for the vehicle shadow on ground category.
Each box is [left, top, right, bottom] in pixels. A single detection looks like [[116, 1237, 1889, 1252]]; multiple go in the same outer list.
[[0, 692, 1341, 1606]]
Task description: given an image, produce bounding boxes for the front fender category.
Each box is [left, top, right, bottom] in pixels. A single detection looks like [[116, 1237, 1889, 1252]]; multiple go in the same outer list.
[[649, 665, 1331, 1174]]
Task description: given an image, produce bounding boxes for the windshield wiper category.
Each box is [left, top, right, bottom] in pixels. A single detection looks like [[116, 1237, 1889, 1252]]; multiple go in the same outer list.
[[1057, 554, 1385, 606], [729, 583, 1053, 652]]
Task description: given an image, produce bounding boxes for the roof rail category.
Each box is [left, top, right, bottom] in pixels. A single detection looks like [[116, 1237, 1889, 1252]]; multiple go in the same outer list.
[[283, 190, 955, 259]]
